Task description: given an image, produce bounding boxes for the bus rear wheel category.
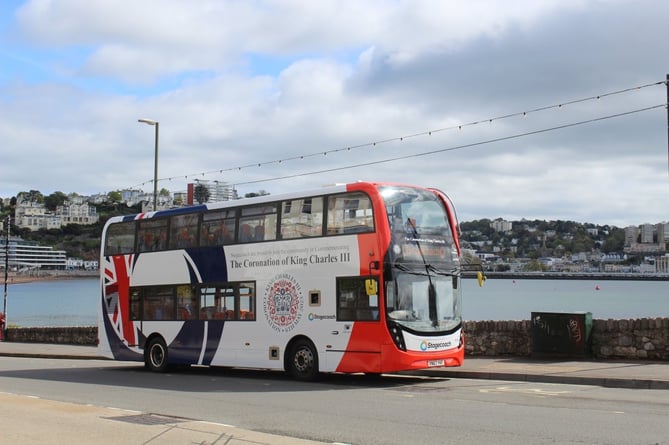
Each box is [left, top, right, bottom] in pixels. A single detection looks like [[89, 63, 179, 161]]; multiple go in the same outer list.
[[145, 337, 169, 372], [288, 339, 319, 381]]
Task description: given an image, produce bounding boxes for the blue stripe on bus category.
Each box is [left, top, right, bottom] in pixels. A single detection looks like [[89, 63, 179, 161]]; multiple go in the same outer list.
[[184, 247, 229, 283], [168, 321, 225, 365], [102, 307, 144, 362]]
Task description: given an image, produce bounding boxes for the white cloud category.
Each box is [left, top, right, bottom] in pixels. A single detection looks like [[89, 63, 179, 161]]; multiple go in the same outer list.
[[1, 0, 668, 227]]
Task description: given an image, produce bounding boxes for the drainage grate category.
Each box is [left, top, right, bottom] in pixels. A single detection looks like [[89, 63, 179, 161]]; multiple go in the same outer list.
[[388, 384, 450, 393], [107, 413, 190, 426]]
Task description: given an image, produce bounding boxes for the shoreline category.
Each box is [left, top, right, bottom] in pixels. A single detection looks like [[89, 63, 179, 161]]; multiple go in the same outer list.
[[3, 271, 98, 285], [464, 271, 669, 281], [6, 271, 669, 284]]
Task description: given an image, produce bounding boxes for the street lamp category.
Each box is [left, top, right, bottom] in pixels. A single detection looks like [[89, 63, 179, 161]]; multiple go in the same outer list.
[[138, 118, 159, 210], [2, 215, 10, 341]]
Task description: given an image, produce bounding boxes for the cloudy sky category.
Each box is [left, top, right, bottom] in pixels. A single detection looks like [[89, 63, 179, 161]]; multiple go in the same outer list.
[[1, 0, 668, 227]]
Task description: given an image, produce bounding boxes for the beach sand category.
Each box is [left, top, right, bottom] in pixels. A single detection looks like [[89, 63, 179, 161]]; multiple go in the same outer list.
[[4, 271, 98, 285]]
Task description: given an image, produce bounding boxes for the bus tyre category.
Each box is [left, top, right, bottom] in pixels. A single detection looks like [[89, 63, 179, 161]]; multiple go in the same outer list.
[[145, 337, 169, 372], [288, 339, 319, 381]]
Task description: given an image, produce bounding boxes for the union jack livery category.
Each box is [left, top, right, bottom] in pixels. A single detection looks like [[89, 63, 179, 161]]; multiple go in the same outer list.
[[99, 182, 465, 380]]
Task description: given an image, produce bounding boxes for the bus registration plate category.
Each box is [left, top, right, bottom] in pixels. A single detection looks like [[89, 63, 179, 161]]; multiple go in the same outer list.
[[427, 359, 445, 367]]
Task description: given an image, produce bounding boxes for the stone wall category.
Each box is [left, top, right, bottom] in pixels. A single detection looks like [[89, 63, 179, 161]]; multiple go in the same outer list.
[[463, 320, 532, 356], [464, 317, 669, 360], [592, 318, 669, 360], [5, 317, 669, 360], [6, 326, 97, 345]]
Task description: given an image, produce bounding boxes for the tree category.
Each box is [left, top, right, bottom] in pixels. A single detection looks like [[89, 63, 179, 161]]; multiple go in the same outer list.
[[460, 250, 481, 266], [62, 223, 84, 236], [524, 259, 547, 272], [244, 190, 270, 198], [495, 263, 511, 272], [194, 183, 210, 204], [601, 228, 625, 253], [18, 190, 44, 204], [107, 190, 122, 202], [44, 191, 68, 211]]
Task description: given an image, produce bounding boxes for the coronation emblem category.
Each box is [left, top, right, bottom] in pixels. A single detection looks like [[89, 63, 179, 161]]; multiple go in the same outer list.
[[264, 273, 303, 332]]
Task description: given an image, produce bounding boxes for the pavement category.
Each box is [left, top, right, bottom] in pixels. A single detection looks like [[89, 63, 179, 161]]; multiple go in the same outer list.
[[1, 342, 667, 445]]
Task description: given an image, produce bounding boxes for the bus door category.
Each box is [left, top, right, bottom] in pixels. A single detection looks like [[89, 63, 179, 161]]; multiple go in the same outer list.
[[333, 276, 383, 372]]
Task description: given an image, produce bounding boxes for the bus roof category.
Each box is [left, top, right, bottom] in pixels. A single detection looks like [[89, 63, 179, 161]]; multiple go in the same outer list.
[[102, 181, 442, 228]]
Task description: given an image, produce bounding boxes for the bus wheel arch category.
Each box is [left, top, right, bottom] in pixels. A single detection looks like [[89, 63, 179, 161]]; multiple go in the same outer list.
[[144, 334, 169, 372], [285, 336, 319, 381]]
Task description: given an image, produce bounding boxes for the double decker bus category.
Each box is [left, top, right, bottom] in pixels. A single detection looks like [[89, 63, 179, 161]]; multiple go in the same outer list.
[[99, 182, 464, 380]]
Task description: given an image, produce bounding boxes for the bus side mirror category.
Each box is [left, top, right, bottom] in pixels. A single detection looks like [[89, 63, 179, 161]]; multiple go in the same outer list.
[[477, 271, 486, 287]]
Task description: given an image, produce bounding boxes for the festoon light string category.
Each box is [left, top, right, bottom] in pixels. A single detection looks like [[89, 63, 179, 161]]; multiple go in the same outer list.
[[129, 79, 667, 191]]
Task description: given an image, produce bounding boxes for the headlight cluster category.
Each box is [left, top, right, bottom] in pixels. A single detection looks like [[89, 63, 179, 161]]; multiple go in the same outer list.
[[388, 321, 406, 351]]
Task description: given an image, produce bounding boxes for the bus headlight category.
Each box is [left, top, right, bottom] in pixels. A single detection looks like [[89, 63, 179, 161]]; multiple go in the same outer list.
[[388, 321, 406, 351]]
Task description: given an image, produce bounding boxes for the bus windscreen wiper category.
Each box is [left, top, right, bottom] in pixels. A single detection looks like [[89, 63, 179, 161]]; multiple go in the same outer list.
[[406, 217, 438, 327], [426, 264, 457, 276], [393, 262, 411, 272]]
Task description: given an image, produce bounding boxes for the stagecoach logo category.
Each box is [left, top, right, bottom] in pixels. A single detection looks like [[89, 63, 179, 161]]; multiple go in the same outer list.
[[264, 273, 303, 332], [420, 340, 452, 351]]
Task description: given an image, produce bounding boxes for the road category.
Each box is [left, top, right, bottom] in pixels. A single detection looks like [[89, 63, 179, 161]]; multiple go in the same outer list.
[[1, 356, 668, 444]]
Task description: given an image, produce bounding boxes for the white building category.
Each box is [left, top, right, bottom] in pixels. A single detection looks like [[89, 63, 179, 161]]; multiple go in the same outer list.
[[15, 201, 61, 231], [0, 237, 67, 270], [655, 255, 669, 273], [189, 180, 236, 204], [624, 225, 639, 246], [56, 198, 99, 225], [640, 224, 654, 244], [490, 219, 513, 233], [120, 189, 145, 206], [66, 257, 99, 270], [14, 198, 98, 231], [657, 223, 666, 246], [625, 223, 666, 254]]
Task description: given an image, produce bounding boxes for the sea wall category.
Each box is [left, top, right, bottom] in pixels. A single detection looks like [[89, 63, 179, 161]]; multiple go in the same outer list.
[[592, 318, 669, 360], [464, 320, 533, 356], [5, 317, 669, 360], [464, 317, 669, 360], [6, 326, 97, 345]]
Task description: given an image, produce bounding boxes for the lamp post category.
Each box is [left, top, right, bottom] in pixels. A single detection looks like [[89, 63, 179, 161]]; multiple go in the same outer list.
[[138, 118, 160, 211], [2, 215, 10, 341]]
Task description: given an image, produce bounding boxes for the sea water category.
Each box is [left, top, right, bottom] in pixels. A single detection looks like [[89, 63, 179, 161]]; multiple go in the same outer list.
[[462, 278, 668, 321], [2, 277, 667, 327], [4, 279, 99, 327]]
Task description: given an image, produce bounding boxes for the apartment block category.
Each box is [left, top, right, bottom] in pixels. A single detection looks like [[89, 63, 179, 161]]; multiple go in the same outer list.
[[0, 237, 67, 270], [14, 198, 99, 231], [490, 219, 512, 233]]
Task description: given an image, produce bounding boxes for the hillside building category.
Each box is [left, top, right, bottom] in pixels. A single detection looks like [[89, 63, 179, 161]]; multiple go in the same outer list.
[[0, 237, 67, 270], [187, 180, 237, 205], [490, 219, 513, 232], [14, 198, 98, 231]]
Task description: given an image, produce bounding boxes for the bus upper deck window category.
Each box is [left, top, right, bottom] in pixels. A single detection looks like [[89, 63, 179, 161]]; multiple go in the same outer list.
[[327, 192, 374, 235], [105, 222, 135, 256]]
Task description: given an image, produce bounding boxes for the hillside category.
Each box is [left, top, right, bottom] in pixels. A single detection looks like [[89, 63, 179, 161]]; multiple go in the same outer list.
[[10, 203, 141, 261], [11, 215, 631, 263], [460, 218, 627, 259]]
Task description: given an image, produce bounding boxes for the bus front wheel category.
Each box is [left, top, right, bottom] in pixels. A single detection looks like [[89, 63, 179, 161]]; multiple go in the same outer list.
[[145, 337, 169, 372], [288, 339, 319, 381]]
